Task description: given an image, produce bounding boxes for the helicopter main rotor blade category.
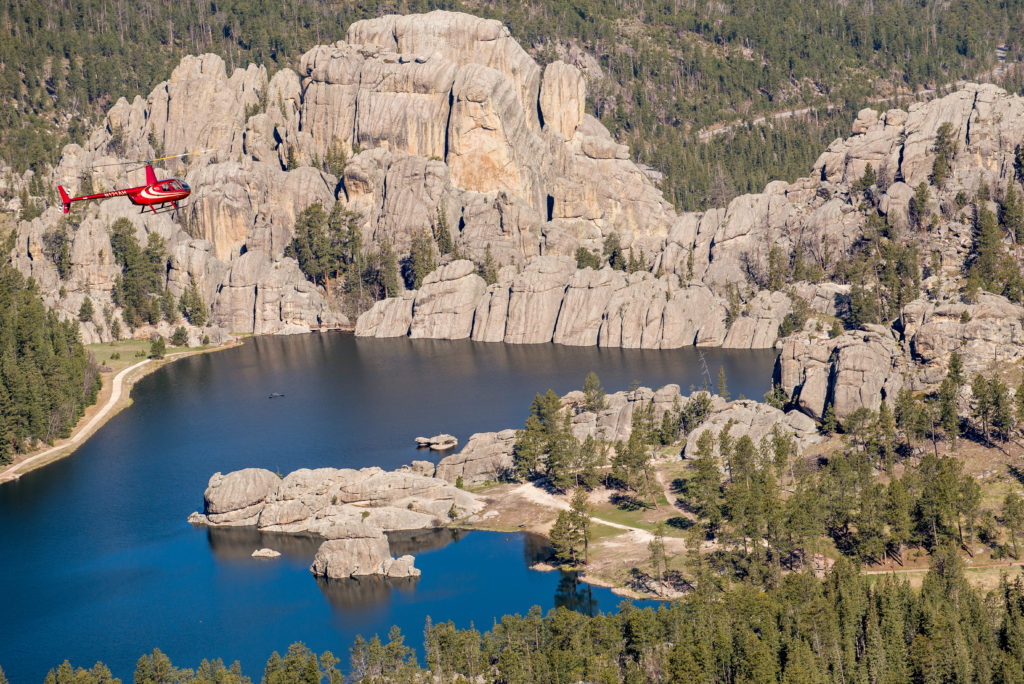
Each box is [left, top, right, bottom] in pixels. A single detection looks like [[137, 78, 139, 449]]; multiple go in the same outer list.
[[150, 149, 218, 163], [88, 149, 218, 169]]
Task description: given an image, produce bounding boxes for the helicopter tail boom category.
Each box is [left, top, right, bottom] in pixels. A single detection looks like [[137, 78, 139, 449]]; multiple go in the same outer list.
[[57, 186, 71, 214]]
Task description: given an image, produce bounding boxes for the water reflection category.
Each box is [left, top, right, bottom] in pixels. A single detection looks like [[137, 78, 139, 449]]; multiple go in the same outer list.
[[387, 528, 470, 556], [554, 572, 599, 616], [316, 575, 420, 613], [522, 531, 553, 566], [205, 526, 325, 561]]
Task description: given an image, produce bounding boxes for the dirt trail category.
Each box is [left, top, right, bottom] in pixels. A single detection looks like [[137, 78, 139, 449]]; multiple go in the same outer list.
[[508, 483, 655, 542], [0, 359, 150, 483]]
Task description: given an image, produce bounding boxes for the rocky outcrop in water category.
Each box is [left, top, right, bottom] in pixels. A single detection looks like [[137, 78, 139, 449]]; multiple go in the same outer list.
[[189, 465, 483, 578], [310, 523, 420, 580]]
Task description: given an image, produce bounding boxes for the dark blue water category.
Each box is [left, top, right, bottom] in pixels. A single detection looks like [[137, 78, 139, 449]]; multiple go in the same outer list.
[[0, 335, 776, 681]]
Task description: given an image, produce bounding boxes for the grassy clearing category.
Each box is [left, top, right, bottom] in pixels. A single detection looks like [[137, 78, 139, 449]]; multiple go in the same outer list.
[[87, 339, 212, 371], [589, 522, 628, 542], [591, 495, 693, 537]]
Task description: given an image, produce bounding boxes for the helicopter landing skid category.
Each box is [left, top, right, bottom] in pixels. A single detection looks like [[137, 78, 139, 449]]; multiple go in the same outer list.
[[139, 201, 189, 216]]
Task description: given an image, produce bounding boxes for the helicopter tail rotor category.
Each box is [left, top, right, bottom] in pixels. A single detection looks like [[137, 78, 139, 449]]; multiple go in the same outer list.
[[57, 186, 71, 214]]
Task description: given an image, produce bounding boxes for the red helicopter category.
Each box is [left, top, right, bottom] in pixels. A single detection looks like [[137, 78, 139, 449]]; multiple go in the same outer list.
[[57, 151, 211, 215]]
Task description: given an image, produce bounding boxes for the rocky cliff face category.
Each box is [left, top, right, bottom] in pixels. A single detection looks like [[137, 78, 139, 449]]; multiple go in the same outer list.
[[11, 10, 692, 340], [10, 10, 1024, 427]]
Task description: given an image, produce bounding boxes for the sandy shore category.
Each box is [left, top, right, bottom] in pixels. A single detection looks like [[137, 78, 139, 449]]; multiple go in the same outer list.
[[0, 340, 242, 484]]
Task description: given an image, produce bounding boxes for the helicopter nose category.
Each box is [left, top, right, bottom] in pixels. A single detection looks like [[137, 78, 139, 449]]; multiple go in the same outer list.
[[181, 181, 190, 191]]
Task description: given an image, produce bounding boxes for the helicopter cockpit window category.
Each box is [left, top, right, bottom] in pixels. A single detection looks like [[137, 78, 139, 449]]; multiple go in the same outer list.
[[180, 181, 190, 191]]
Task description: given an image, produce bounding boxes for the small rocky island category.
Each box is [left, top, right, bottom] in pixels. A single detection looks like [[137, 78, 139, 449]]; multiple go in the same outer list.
[[188, 466, 483, 579]]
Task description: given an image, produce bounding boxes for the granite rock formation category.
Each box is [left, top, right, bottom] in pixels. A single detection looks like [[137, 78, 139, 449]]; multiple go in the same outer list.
[[189, 465, 483, 579]]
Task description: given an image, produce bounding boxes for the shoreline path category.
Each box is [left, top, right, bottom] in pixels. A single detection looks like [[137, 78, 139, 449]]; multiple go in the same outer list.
[[0, 359, 150, 483]]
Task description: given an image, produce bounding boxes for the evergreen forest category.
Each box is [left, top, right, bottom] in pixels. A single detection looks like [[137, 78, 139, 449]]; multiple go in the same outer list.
[[26, 557, 1024, 683], [4, 0, 1024, 209], [0, 258, 101, 464]]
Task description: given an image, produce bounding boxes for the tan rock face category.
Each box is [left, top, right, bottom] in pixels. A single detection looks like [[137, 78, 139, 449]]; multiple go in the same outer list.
[[903, 293, 1024, 385], [682, 400, 823, 459], [298, 44, 363, 157], [22, 13, 1024, 353], [435, 429, 517, 484], [347, 12, 542, 131], [540, 61, 586, 139], [148, 54, 262, 159], [409, 261, 486, 339], [447, 63, 546, 209], [355, 53, 458, 159], [780, 327, 906, 423]]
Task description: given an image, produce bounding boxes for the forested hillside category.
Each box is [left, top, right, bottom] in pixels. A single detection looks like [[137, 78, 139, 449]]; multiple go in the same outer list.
[[33, 557, 1024, 683], [0, 256, 100, 464], [3, 0, 1023, 210]]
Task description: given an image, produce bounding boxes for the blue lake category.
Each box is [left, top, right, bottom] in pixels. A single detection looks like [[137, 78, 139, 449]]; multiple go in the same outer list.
[[0, 335, 776, 681]]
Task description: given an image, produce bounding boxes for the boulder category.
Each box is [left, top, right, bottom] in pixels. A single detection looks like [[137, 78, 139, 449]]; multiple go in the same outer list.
[[309, 523, 421, 579], [409, 261, 486, 339], [415, 434, 459, 451], [903, 293, 1024, 386], [190, 465, 484, 533], [202, 468, 281, 525], [682, 399, 824, 458], [779, 327, 907, 423], [435, 429, 517, 484], [251, 548, 281, 558]]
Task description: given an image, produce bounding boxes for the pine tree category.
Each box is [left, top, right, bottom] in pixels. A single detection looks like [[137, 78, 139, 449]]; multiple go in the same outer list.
[[1004, 492, 1024, 558], [378, 237, 400, 298], [149, 337, 166, 360], [909, 182, 931, 229], [602, 232, 626, 270], [717, 366, 730, 400], [971, 373, 993, 444], [78, 297, 94, 323], [479, 244, 498, 285], [931, 122, 956, 187], [582, 371, 606, 412], [405, 229, 437, 289], [569, 487, 592, 564], [1002, 184, 1024, 243], [178, 277, 208, 327], [550, 509, 582, 566], [648, 522, 668, 581], [821, 404, 838, 435], [433, 205, 453, 255], [939, 378, 959, 446]]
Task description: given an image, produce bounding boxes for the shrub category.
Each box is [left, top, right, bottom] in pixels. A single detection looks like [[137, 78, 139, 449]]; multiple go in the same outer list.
[[170, 326, 188, 346]]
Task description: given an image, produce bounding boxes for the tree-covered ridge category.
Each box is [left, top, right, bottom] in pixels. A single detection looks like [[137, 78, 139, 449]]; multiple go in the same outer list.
[[3, 1, 1023, 209], [34, 558, 1024, 683], [0, 260, 100, 464]]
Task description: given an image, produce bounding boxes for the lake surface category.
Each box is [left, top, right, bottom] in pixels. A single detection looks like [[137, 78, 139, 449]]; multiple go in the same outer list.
[[0, 335, 776, 681]]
